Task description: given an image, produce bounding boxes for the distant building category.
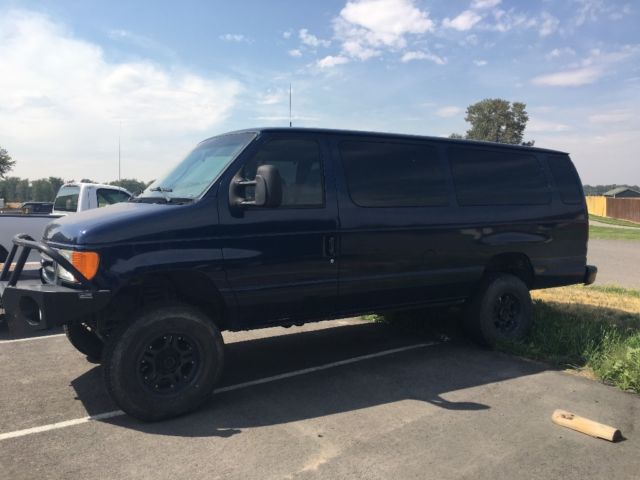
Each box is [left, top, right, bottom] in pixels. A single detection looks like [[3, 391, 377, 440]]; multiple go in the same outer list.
[[603, 187, 640, 198]]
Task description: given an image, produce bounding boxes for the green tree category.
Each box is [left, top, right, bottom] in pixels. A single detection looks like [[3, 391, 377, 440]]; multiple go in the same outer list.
[[465, 98, 531, 144], [48, 177, 65, 196], [31, 179, 54, 201], [15, 178, 31, 202], [0, 147, 16, 178], [109, 178, 148, 195]]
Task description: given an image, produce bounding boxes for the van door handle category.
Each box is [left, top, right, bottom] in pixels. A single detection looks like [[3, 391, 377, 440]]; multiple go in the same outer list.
[[324, 235, 337, 258]]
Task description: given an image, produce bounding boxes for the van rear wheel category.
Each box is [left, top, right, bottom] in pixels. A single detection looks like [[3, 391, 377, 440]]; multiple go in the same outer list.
[[465, 274, 533, 347], [103, 304, 224, 421]]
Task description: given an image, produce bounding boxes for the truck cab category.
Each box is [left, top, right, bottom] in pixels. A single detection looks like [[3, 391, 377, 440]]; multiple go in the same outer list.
[[52, 183, 132, 215]]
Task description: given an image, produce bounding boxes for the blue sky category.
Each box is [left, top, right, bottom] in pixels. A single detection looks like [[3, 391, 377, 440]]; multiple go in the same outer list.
[[1, 0, 639, 184]]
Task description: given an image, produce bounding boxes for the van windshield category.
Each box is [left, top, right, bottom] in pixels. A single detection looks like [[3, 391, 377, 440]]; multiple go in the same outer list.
[[54, 185, 80, 212], [138, 132, 255, 202]]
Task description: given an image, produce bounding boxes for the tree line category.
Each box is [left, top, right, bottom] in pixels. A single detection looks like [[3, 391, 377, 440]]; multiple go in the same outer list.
[[582, 185, 640, 196], [0, 177, 150, 203]]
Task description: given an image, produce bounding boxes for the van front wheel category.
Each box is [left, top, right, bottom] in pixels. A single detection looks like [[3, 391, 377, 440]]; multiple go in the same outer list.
[[64, 322, 104, 362], [465, 274, 533, 347], [103, 304, 224, 421]]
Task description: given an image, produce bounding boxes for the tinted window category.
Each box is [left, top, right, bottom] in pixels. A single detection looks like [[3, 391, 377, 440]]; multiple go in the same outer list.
[[97, 189, 131, 207], [241, 138, 324, 207], [340, 141, 448, 207], [547, 154, 583, 204], [54, 186, 80, 212], [449, 147, 550, 206]]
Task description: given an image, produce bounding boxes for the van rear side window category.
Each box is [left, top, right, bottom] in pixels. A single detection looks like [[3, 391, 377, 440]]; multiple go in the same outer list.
[[340, 141, 448, 207], [547, 155, 583, 204], [449, 147, 550, 206]]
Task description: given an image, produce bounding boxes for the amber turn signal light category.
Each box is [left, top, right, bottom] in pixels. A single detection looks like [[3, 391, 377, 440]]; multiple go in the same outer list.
[[70, 251, 100, 280]]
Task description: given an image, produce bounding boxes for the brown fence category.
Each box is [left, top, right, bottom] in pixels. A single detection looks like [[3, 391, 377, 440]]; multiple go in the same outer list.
[[606, 198, 640, 223], [586, 196, 640, 223]]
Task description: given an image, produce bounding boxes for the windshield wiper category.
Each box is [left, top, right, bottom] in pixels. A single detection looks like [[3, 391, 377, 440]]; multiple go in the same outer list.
[[149, 186, 173, 192], [130, 196, 194, 205]]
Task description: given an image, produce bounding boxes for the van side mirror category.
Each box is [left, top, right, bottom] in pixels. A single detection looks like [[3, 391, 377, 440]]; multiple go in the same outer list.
[[229, 164, 283, 209], [254, 165, 283, 207]]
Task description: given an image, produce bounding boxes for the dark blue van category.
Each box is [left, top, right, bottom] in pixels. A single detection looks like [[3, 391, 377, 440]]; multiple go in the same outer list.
[[0, 128, 597, 420]]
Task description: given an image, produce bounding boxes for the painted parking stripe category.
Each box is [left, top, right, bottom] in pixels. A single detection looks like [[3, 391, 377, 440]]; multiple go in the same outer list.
[[0, 341, 438, 441], [0, 333, 66, 344]]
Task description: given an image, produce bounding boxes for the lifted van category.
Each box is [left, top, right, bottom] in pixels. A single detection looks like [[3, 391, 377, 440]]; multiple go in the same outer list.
[[0, 128, 597, 420]]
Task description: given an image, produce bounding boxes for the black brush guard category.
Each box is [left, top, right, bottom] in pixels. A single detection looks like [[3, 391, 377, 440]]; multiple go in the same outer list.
[[0, 234, 111, 330]]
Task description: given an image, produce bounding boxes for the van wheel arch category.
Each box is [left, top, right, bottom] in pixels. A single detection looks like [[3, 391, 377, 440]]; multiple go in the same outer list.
[[98, 270, 228, 339], [483, 252, 534, 288]]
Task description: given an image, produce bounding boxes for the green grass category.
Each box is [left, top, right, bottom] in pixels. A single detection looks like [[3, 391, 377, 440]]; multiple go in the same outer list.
[[590, 214, 640, 228], [589, 284, 640, 299], [367, 285, 640, 393], [589, 225, 640, 241], [502, 286, 640, 392]]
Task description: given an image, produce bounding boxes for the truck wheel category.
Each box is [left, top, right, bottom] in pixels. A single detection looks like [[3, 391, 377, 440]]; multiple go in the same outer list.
[[64, 322, 104, 363], [103, 304, 224, 421], [465, 274, 532, 347]]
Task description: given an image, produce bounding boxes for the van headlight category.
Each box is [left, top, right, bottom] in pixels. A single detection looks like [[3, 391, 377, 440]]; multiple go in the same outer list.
[[56, 249, 100, 283]]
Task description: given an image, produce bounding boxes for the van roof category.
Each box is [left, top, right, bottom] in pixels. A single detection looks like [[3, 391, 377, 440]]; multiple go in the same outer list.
[[205, 127, 568, 155]]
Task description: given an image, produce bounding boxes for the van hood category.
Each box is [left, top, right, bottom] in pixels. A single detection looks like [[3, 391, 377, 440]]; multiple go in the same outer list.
[[43, 201, 217, 246]]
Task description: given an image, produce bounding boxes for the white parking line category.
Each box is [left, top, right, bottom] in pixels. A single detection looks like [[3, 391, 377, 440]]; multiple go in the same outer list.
[[0, 333, 66, 344], [0, 341, 438, 441]]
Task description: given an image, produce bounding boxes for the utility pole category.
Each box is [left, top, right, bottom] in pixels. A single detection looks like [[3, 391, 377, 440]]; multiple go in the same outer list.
[[289, 83, 292, 128], [118, 121, 121, 181]]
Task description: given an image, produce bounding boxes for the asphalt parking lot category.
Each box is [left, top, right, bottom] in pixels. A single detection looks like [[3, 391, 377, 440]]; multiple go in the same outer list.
[[0, 318, 638, 480]]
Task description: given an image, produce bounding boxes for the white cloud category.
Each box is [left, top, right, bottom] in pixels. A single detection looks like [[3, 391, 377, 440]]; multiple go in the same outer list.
[[0, 11, 241, 181], [471, 0, 501, 9], [442, 10, 482, 31], [436, 106, 462, 118], [332, 0, 434, 61], [473, 59, 488, 66], [546, 47, 576, 60], [342, 40, 380, 60], [533, 45, 640, 87], [282, 30, 292, 39], [588, 110, 635, 124], [538, 12, 559, 36], [532, 67, 602, 86], [107, 29, 173, 56], [488, 9, 538, 33], [258, 90, 286, 105], [219, 33, 249, 43], [527, 120, 571, 132], [288, 49, 303, 57], [299, 28, 330, 48], [401, 50, 446, 65], [317, 55, 350, 68]]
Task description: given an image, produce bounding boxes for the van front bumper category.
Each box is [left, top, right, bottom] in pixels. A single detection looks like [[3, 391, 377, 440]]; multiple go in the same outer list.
[[0, 233, 111, 331], [0, 281, 111, 331]]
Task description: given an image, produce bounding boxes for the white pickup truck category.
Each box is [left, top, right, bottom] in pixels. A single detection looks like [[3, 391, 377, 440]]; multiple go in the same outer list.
[[0, 183, 131, 263]]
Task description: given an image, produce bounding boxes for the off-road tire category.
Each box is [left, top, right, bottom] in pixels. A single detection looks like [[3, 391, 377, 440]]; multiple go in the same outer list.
[[64, 322, 104, 362], [103, 303, 224, 421], [464, 274, 533, 347]]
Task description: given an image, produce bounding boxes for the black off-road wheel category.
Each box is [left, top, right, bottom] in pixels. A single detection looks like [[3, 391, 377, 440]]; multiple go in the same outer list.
[[103, 304, 224, 421], [64, 322, 104, 363], [464, 274, 533, 347]]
